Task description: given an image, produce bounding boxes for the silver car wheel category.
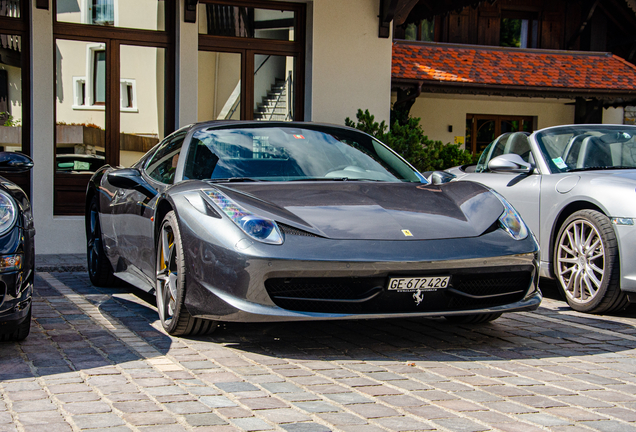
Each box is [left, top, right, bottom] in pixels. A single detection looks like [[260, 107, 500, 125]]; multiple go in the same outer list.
[[156, 222, 178, 326], [556, 219, 604, 304]]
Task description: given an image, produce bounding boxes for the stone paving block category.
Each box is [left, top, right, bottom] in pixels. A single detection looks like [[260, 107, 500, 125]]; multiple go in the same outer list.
[[317, 412, 367, 425], [22, 423, 73, 432], [376, 395, 426, 407], [184, 412, 228, 426], [293, 401, 340, 413], [356, 385, 403, 396], [260, 382, 304, 393], [583, 421, 636, 432], [431, 417, 490, 432], [61, 401, 112, 414], [484, 401, 539, 414], [595, 407, 636, 422], [6, 390, 48, 401], [163, 401, 212, 414], [72, 413, 126, 429], [241, 397, 290, 410], [324, 392, 374, 405], [279, 424, 331, 432], [122, 412, 178, 426], [556, 395, 616, 408], [347, 404, 400, 419], [374, 416, 436, 431], [199, 396, 238, 408], [516, 412, 573, 426], [215, 381, 260, 393], [230, 417, 275, 431], [278, 392, 322, 402], [12, 399, 57, 412]]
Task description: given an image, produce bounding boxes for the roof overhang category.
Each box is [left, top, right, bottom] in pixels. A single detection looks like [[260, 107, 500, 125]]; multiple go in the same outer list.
[[392, 41, 636, 107]]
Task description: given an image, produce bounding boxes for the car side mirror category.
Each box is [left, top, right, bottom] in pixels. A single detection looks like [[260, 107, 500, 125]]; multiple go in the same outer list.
[[0, 152, 33, 173], [488, 154, 534, 174], [423, 170, 456, 185], [107, 168, 158, 198]]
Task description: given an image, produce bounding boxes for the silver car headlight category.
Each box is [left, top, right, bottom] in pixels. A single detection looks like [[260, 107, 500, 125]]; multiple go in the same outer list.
[[491, 191, 528, 240], [0, 190, 17, 236], [204, 189, 283, 245]]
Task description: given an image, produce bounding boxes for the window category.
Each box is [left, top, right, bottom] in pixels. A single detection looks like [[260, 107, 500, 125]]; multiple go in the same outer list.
[[54, 1, 175, 215], [465, 114, 534, 155], [146, 132, 186, 184], [71, 45, 139, 111], [500, 11, 538, 48], [198, 0, 305, 122], [90, 0, 115, 26], [404, 19, 435, 42]]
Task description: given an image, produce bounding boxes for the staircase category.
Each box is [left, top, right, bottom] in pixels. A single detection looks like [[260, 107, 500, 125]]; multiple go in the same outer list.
[[254, 78, 290, 121]]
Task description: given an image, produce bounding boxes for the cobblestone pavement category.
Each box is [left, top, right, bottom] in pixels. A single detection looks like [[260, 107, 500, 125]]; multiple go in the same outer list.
[[2, 272, 636, 432]]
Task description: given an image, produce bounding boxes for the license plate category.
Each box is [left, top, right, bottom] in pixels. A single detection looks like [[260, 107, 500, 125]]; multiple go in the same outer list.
[[387, 276, 450, 292]]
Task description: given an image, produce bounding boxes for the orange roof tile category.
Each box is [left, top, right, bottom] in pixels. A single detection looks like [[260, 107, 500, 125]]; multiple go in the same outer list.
[[392, 41, 636, 92]]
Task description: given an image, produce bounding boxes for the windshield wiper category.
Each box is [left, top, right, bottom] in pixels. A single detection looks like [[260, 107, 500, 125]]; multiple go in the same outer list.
[[567, 166, 635, 173], [207, 177, 264, 183]]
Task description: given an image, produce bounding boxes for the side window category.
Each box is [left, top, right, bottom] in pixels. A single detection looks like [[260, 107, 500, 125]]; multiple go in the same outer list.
[[146, 132, 186, 184]]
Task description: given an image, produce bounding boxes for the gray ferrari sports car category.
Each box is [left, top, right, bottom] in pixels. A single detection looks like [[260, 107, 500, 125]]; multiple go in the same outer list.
[[86, 121, 541, 336], [447, 124, 636, 314]]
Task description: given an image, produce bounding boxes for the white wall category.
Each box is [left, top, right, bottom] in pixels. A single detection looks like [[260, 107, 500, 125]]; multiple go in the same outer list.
[[32, 4, 87, 255], [309, 0, 392, 125], [603, 107, 624, 124], [407, 93, 577, 148]]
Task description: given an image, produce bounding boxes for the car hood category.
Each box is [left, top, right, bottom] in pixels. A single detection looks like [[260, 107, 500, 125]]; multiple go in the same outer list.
[[211, 181, 504, 241]]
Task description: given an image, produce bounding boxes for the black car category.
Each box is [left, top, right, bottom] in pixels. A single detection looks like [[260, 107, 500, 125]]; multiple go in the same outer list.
[[0, 152, 34, 341]]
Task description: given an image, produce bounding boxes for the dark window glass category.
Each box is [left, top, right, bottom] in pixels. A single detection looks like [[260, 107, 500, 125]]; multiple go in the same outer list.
[[199, 3, 296, 41], [146, 132, 186, 184], [500, 15, 538, 48], [93, 50, 106, 104], [0, 0, 20, 18]]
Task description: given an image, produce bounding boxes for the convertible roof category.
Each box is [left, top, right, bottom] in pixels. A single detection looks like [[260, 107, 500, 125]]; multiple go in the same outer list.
[[392, 40, 636, 102]]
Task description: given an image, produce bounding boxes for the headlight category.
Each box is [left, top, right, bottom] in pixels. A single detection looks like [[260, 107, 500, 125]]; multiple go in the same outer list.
[[0, 190, 17, 236], [204, 189, 283, 245], [491, 191, 528, 240]]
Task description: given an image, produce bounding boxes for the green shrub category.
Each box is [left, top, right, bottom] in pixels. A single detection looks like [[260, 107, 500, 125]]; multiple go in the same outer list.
[[345, 109, 474, 172]]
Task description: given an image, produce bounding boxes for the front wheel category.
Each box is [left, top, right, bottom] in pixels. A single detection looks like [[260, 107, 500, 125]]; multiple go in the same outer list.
[[0, 307, 31, 342], [554, 210, 628, 313], [156, 211, 217, 336], [86, 195, 116, 287]]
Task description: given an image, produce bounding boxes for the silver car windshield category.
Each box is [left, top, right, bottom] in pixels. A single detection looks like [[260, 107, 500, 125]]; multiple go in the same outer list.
[[535, 125, 636, 173], [183, 126, 422, 182]]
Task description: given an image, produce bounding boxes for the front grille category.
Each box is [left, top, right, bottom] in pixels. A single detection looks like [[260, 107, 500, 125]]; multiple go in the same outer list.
[[265, 269, 532, 314]]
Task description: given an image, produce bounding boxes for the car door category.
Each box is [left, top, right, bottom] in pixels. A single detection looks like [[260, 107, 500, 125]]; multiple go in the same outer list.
[[454, 132, 542, 240], [109, 131, 187, 289]]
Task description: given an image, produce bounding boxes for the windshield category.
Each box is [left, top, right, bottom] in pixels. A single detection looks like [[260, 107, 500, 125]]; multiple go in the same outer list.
[[183, 126, 422, 182], [535, 125, 636, 173]]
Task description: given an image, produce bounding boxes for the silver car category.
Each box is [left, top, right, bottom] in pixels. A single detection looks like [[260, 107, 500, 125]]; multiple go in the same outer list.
[[447, 124, 636, 314]]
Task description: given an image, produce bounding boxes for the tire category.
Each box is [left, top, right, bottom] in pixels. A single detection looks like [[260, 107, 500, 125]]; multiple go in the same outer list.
[[86, 195, 116, 287], [444, 313, 502, 324], [554, 209, 628, 313], [0, 307, 31, 342], [156, 211, 217, 336]]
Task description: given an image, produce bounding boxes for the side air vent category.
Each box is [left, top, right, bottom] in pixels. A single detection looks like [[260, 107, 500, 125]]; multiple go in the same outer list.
[[278, 223, 322, 238]]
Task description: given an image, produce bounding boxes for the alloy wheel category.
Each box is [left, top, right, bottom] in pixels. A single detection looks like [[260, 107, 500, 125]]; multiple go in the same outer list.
[[556, 219, 605, 305], [156, 223, 179, 326]]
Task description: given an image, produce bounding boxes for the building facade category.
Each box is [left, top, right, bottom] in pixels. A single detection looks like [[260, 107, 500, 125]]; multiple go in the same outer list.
[[0, 0, 393, 254]]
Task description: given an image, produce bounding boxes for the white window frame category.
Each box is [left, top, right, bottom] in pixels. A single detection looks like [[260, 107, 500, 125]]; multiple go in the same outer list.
[[72, 44, 139, 112], [120, 79, 138, 112]]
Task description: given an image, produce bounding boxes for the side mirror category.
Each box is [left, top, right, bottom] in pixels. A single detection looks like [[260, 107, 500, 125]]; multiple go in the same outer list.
[[488, 154, 534, 174], [0, 152, 33, 173], [107, 168, 158, 198]]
